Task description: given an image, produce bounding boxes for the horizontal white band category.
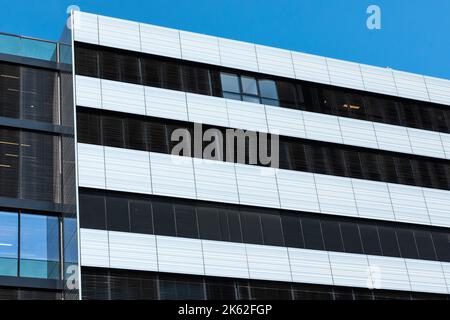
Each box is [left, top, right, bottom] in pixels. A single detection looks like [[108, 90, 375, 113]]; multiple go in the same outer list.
[[80, 228, 450, 295]]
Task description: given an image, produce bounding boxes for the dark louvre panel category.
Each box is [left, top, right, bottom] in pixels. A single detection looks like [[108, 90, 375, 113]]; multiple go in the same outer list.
[[174, 204, 199, 238], [19, 130, 60, 203], [146, 122, 168, 153], [106, 195, 130, 232], [79, 192, 106, 230], [0, 288, 61, 300], [0, 128, 20, 198], [0, 63, 20, 119], [142, 58, 182, 91], [77, 112, 102, 145], [129, 200, 153, 234], [124, 118, 147, 151], [241, 211, 263, 245], [75, 45, 99, 78], [81, 268, 111, 300], [152, 201, 176, 236], [100, 49, 140, 84], [102, 115, 125, 148], [182, 65, 211, 95]]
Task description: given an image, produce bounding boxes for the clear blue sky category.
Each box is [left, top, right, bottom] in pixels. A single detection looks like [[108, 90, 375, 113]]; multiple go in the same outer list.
[[1, 0, 449, 79]]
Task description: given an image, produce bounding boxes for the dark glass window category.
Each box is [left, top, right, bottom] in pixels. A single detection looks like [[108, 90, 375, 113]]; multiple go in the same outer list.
[[197, 207, 221, 241], [206, 282, 237, 300], [277, 81, 299, 109], [321, 220, 344, 252], [219, 209, 242, 243], [129, 200, 153, 234], [359, 223, 382, 255], [281, 215, 304, 248], [397, 229, 419, 259], [79, 193, 106, 229], [340, 223, 363, 254], [124, 118, 146, 150], [77, 112, 102, 145], [414, 231, 437, 261], [102, 116, 124, 148], [152, 201, 176, 237], [241, 211, 263, 245], [106, 196, 130, 232], [260, 214, 284, 246], [183, 65, 211, 95], [75, 46, 99, 77], [301, 218, 324, 250], [432, 232, 450, 262], [378, 226, 401, 257], [100, 49, 140, 84], [174, 204, 198, 238], [142, 58, 182, 91]]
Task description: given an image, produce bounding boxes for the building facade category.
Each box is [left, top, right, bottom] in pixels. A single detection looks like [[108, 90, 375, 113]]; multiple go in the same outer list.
[[1, 9, 450, 299]]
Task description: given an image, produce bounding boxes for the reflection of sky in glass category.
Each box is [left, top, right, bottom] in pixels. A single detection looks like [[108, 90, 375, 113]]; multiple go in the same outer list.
[[20, 213, 59, 262], [0, 211, 18, 258]]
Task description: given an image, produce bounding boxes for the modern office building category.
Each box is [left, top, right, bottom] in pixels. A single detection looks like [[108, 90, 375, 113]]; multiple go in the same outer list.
[[1, 9, 450, 300]]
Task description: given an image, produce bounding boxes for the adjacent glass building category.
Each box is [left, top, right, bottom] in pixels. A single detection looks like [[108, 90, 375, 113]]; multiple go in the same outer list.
[[0, 9, 449, 299]]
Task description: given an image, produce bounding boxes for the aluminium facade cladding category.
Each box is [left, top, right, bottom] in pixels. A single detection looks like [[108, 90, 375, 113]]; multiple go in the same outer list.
[[71, 11, 450, 299], [1, 9, 450, 300]]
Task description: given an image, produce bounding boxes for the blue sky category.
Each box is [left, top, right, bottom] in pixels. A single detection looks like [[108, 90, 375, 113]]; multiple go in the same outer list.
[[1, 0, 449, 79]]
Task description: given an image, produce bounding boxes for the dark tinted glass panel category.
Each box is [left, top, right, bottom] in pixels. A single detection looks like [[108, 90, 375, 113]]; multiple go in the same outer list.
[[77, 112, 102, 145], [206, 282, 237, 300], [260, 214, 284, 246], [129, 200, 153, 234], [146, 122, 168, 153], [0, 128, 19, 199], [124, 118, 146, 150], [251, 285, 292, 300], [414, 231, 437, 261], [340, 223, 363, 254], [281, 215, 303, 248], [0, 63, 20, 120], [321, 220, 344, 252], [432, 232, 450, 262], [152, 201, 176, 236], [106, 196, 130, 232], [102, 116, 124, 148], [75, 46, 99, 77], [219, 209, 242, 243], [379, 226, 401, 257], [397, 229, 419, 259], [174, 204, 198, 238], [100, 49, 140, 84], [277, 81, 298, 109], [183, 65, 211, 95], [241, 211, 263, 245], [197, 207, 221, 241], [301, 218, 324, 250], [79, 193, 106, 229], [359, 224, 382, 255]]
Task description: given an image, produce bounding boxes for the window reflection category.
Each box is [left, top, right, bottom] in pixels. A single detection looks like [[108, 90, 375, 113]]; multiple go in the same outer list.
[[0, 211, 18, 277], [20, 214, 60, 279]]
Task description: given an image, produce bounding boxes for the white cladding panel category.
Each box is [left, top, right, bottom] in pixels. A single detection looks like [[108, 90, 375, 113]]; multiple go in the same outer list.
[[405, 259, 448, 294], [101, 80, 146, 115], [104, 147, 152, 194], [140, 23, 181, 59], [425, 76, 450, 105], [255, 45, 295, 78], [193, 158, 240, 204], [80, 229, 109, 268], [388, 184, 431, 225], [156, 236, 205, 276], [73, 11, 99, 44], [246, 244, 292, 282], [150, 153, 196, 199], [235, 165, 280, 208], [291, 51, 331, 84], [226, 99, 268, 132], [180, 31, 221, 65], [77, 143, 105, 189], [218, 38, 259, 72], [75, 75, 102, 109], [108, 232, 158, 271], [288, 248, 333, 286], [265, 105, 306, 138], [202, 240, 249, 279], [327, 58, 365, 90], [98, 15, 141, 52], [393, 70, 430, 102], [145, 87, 188, 121], [276, 169, 320, 213], [360, 64, 398, 96]]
